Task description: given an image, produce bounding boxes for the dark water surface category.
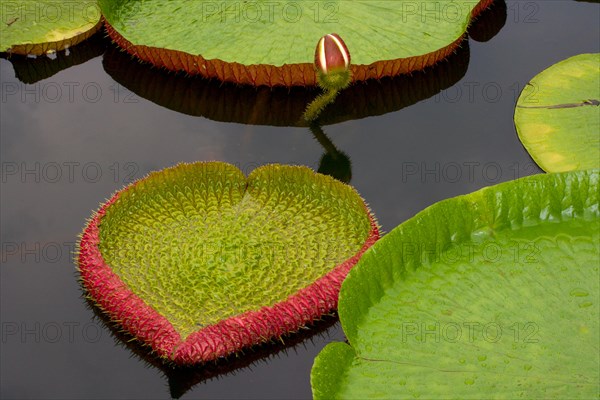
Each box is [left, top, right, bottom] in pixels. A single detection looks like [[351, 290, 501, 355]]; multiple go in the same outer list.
[[1, 1, 598, 398]]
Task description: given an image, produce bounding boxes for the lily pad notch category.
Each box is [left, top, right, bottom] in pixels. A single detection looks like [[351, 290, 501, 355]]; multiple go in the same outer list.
[[78, 162, 379, 365], [100, 0, 494, 86]]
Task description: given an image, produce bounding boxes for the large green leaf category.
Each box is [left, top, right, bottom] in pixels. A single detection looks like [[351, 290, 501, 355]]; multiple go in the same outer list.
[[78, 162, 378, 364], [514, 54, 600, 172], [98, 0, 492, 85], [312, 170, 600, 399], [101, 0, 475, 65], [0, 1, 101, 55]]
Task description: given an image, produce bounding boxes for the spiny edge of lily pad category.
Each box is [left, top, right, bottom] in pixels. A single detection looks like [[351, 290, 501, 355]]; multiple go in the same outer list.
[[76, 161, 380, 365], [103, 0, 494, 87]]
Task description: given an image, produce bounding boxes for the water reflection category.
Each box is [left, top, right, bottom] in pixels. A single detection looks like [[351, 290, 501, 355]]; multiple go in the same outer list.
[[468, 0, 507, 43], [85, 297, 338, 399], [311, 124, 353, 183], [102, 42, 471, 127], [101, 40, 472, 185], [1, 33, 107, 84]]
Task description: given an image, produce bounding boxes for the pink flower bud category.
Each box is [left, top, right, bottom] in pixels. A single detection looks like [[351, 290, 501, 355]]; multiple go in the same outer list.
[[314, 33, 350, 75]]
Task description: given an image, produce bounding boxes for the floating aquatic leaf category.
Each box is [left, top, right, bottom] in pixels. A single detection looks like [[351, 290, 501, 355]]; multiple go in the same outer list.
[[514, 53, 600, 172], [78, 162, 379, 365], [312, 170, 599, 399], [0, 0, 102, 55], [99, 0, 493, 86]]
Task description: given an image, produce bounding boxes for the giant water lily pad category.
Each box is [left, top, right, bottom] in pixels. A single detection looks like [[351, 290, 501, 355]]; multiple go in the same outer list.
[[514, 53, 600, 172], [0, 1, 102, 55], [312, 170, 599, 399], [78, 162, 378, 364], [99, 0, 493, 86]]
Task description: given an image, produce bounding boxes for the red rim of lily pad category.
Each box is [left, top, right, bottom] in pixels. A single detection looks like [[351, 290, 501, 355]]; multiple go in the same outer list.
[[78, 164, 379, 365], [103, 0, 493, 87]]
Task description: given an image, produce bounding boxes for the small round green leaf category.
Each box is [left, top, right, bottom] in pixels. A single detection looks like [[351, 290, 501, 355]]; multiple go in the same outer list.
[[515, 54, 600, 172], [312, 170, 599, 399]]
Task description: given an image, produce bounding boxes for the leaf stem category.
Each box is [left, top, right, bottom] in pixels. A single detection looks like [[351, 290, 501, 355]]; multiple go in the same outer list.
[[303, 88, 339, 123]]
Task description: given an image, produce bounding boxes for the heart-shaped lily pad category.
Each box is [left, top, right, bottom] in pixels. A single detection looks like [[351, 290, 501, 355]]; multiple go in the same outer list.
[[78, 162, 379, 364], [312, 170, 599, 399], [99, 0, 493, 86], [0, 1, 102, 55], [514, 53, 600, 172]]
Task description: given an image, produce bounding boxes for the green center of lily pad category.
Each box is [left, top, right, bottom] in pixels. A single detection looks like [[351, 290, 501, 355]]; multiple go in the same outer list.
[[98, 162, 371, 338], [99, 0, 477, 66]]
